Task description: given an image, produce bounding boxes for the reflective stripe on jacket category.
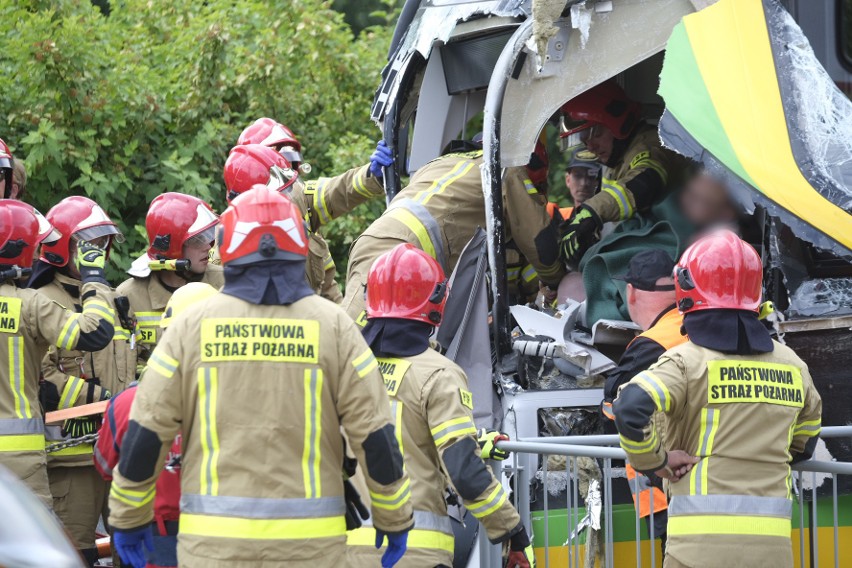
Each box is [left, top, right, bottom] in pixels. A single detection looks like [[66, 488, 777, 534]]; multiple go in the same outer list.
[[108, 292, 412, 567], [614, 340, 822, 567]]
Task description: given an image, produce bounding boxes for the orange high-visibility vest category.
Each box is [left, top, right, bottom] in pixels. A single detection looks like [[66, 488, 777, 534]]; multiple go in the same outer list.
[[626, 464, 668, 518]]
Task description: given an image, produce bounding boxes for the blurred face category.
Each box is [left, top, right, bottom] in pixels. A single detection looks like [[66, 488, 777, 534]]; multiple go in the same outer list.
[[565, 167, 598, 205], [582, 125, 615, 164], [182, 240, 212, 275], [680, 173, 738, 229]]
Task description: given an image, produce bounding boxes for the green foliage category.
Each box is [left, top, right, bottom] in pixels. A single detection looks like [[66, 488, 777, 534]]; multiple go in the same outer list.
[[0, 0, 393, 283]]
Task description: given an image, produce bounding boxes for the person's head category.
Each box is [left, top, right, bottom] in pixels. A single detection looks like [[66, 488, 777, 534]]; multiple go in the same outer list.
[[564, 148, 600, 205], [9, 160, 25, 201], [0, 139, 13, 199], [561, 81, 641, 166], [620, 249, 677, 330], [675, 229, 762, 314], [679, 171, 738, 230], [218, 185, 308, 268], [366, 243, 448, 327], [0, 200, 53, 275], [223, 144, 299, 203], [146, 193, 219, 276], [238, 118, 303, 169], [42, 196, 123, 278], [160, 282, 218, 331]]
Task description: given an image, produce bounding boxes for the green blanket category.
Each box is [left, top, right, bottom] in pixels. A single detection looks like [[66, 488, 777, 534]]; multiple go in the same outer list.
[[580, 194, 695, 324]]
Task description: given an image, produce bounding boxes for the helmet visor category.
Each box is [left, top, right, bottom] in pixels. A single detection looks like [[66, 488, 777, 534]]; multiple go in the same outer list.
[[278, 146, 303, 165], [184, 225, 217, 249], [268, 164, 299, 193], [75, 224, 125, 244]]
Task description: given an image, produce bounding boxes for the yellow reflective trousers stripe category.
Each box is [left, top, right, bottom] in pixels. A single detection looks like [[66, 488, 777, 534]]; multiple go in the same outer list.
[[347, 526, 454, 553], [0, 434, 44, 452], [8, 336, 30, 418], [668, 514, 791, 538], [181, 513, 346, 540], [199, 367, 220, 496], [302, 369, 323, 499]]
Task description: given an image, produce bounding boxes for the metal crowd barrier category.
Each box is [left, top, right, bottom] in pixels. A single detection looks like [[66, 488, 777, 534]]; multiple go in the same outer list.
[[487, 426, 852, 568]]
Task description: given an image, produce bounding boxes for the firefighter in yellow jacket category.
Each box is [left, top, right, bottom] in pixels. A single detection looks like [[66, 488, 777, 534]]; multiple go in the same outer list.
[[116, 193, 223, 371], [237, 117, 386, 232], [347, 243, 535, 568], [559, 81, 688, 268], [0, 200, 114, 509], [601, 249, 685, 555], [343, 147, 565, 322], [613, 230, 822, 568], [109, 187, 413, 568], [222, 144, 342, 302], [30, 197, 135, 565]]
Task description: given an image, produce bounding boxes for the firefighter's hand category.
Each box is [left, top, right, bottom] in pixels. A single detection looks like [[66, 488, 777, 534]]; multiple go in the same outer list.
[[478, 428, 511, 461], [370, 140, 394, 179], [113, 525, 154, 568], [75, 240, 108, 282], [539, 283, 558, 306], [61, 417, 100, 439], [375, 528, 408, 567], [343, 479, 370, 530], [508, 526, 535, 567], [656, 450, 700, 482], [559, 205, 602, 269]]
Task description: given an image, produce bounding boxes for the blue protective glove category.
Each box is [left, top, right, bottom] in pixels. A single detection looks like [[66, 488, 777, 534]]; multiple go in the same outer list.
[[369, 140, 394, 179], [113, 525, 154, 568], [375, 528, 408, 567]]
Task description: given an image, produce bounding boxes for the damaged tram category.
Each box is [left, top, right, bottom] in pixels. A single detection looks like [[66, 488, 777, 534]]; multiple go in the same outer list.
[[371, 0, 852, 565]]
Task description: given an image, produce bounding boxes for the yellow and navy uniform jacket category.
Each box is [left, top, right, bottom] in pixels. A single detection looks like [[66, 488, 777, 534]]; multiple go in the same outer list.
[[108, 292, 412, 568], [613, 340, 822, 568], [303, 164, 384, 233], [602, 306, 685, 520], [343, 151, 564, 321], [583, 124, 688, 224], [347, 347, 522, 567], [38, 273, 136, 465], [0, 279, 113, 507], [116, 265, 224, 373]]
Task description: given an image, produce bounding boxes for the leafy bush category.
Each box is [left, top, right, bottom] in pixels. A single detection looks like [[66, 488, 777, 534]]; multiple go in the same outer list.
[[0, 0, 393, 283]]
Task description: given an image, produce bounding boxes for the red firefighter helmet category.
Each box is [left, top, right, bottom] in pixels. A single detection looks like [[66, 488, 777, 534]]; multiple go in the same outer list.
[[561, 81, 642, 142], [237, 118, 303, 165], [145, 193, 219, 260], [675, 229, 763, 314], [218, 185, 308, 267], [0, 138, 14, 198], [527, 138, 549, 190], [41, 196, 123, 267], [366, 243, 448, 326], [223, 144, 299, 203], [0, 200, 42, 268]]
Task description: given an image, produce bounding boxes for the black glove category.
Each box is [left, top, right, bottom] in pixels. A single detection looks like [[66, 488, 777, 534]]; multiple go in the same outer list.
[[75, 240, 109, 284], [62, 416, 101, 438], [343, 479, 370, 530], [507, 525, 535, 567], [559, 205, 602, 270]]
